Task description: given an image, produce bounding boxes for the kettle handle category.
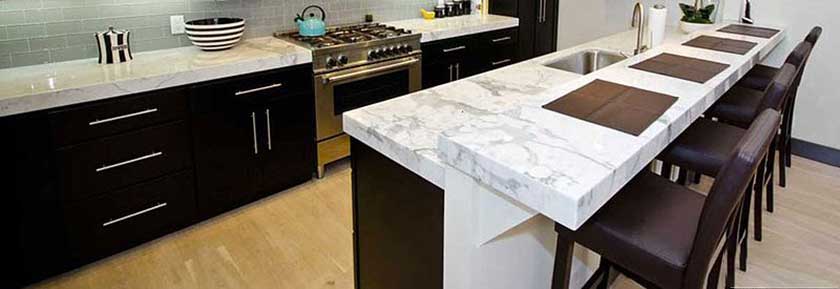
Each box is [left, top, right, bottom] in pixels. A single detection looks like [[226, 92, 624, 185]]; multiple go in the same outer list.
[[301, 5, 326, 21]]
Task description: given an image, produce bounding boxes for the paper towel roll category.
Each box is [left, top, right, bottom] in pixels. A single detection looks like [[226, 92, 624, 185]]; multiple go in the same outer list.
[[648, 5, 668, 48]]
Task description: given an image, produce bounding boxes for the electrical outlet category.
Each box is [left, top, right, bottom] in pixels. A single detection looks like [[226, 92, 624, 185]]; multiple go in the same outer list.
[[170, 15, 185, 35]]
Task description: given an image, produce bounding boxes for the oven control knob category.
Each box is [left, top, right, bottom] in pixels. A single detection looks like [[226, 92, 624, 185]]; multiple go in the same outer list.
[[403, 45, 413, 53], [367, 50, 377, 60], [337, 55, 348, 65], [385, 46, 395, 55], [326, 56, 338, 68]]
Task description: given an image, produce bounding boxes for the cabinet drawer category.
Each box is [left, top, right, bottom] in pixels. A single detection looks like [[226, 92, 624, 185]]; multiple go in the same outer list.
[[481, 28, 518, 48], [56, 121, 192, 201], [422, 37, 472, 62], [64, 171, 195, 262], [49, 88, 188, 147], [195, 66, 312, 108]]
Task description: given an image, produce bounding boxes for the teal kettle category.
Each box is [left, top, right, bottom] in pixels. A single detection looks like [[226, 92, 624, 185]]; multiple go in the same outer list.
[[295, 5, 326, 37]]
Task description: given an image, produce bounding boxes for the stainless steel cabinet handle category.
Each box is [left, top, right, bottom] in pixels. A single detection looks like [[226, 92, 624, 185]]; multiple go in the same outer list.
[[491, 36, 512, 43], [235, 83, 283, 96], [251, 112, 258, 155], [449, 64, 454, 82], [265, 109, 272, 151], [102, 203, 168, 227], [442, 46, 466, 53], [89, 108, 158, 126], [492, 59, 512, 66], [455, 63, 461, 80], [96, 151, 163, 172]]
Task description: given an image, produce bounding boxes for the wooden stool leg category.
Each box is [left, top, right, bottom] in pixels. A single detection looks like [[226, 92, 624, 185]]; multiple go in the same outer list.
[[707, 251, 724, 289], [767, 137, 777, 213], [740, 177, 754, 272], [693, 171, 703, 184], [677, 168, 688, 186], [726, 205, 741, 289], [661, 162, 673, 179], [754, 158, 766, 242], [552, 235, 575, 289], [596, 259, 611, 289]]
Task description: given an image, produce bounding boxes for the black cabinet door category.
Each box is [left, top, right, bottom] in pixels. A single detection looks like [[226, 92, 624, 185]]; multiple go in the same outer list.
[[191, 87, 262, 218], [534, 0, 558, 56], [258, 92, 316, 196], [422, 60, 457, 89], [2, 114, 67, 288]]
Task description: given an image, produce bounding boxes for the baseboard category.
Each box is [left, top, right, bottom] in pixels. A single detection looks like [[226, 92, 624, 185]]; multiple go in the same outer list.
[[791, 138, 840, 168]]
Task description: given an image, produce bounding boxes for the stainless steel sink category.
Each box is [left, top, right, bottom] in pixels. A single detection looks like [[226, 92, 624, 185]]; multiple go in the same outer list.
[[543, 49, 628, 75]]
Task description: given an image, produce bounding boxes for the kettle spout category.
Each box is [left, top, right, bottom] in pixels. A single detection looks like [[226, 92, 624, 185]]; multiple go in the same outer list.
[[294, 14, 304, 24]]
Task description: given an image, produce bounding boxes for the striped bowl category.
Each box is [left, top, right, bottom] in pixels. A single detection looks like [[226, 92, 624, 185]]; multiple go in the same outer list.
[[185, 18, 246, 51]]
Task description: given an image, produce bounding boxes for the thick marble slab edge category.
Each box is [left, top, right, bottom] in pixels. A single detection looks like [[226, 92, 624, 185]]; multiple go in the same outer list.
[[385, 14, 519, 43], [0, 37, 312, 117], [437, 25, 785, 230]]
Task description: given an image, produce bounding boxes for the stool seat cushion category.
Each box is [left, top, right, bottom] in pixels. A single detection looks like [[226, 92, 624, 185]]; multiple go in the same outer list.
[[556, 171, 705, 289], [659, 118, 746, 177], [705, 86, 764, 128]]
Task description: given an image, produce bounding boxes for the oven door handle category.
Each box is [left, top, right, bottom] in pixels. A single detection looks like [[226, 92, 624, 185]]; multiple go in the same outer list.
[[323, 59, 419, 84]]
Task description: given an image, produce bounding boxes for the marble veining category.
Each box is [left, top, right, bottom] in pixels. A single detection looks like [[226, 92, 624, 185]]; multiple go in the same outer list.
[[385, 14, 519, 43], [0, 37, 312, 117], [438, 26, 784, 230], [344, 23, 784, 230]]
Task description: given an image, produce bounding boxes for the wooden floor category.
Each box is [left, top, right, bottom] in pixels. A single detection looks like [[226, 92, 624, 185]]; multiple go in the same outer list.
[[29, 156, 840, 289]]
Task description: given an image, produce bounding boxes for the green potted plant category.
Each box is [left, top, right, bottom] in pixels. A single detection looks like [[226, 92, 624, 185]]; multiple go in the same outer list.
[[679, 0, 716, 34]]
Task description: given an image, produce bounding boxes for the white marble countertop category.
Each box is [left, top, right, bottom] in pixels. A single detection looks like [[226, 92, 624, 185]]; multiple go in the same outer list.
[[0, 37, 312, 117], [344, 23, 785, 230], [0, 14, 517, 117], [385, 14, 519, 43]]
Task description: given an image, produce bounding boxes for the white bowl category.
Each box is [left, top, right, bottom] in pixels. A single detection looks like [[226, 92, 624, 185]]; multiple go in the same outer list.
[[185, 18, 246, 51], [680, 20, 714, 34]]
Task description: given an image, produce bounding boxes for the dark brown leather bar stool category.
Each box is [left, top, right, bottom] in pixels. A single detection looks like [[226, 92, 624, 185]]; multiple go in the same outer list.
[[718, 26, 823, 188], [552, 110, 781, 289], [659, 64, 797, 244]]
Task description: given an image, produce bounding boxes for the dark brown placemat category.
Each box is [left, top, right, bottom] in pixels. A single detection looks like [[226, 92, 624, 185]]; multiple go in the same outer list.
[[683, 35, 758, 55], [542, 80, 677, 136], [630, 53, 730, 83], [718, 24, 780, 38]]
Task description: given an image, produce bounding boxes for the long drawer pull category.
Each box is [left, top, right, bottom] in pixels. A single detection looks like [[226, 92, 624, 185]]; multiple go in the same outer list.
[[265, 109, 273, 151], [492, 59, 512, 66], [235, 83, 283, 96], [442, 46, 466, 53], [102, 203, 168, 227], [89, 108, 158, 126], [491, 36, 512, 43], [251, 112, 259, 155], [96, 151, 163, 172]]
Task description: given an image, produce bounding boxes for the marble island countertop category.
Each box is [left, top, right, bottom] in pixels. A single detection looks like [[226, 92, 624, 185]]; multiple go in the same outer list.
[[0, 14, 518, 118], [344, 23, 785, 230], [385, 14, 519, 43]]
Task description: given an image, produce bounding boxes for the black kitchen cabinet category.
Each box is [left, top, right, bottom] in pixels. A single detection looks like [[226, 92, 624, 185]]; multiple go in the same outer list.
[[421, 27, 519, 89], [2, 114, 66, 288], [4, 63, 317, 288], [191, 64, 316, 218], [491, 0, 558, 59]]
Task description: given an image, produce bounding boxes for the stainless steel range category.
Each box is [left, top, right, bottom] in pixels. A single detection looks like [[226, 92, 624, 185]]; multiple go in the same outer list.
[[276, 23, 422, 177]]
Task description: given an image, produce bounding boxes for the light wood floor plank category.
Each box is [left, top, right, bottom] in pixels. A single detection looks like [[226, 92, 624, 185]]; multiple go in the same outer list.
[[28, 157, 840, 289]]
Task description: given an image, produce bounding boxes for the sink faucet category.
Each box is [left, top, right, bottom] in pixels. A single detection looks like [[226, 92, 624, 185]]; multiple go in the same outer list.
[[631, 2, 648, 55]]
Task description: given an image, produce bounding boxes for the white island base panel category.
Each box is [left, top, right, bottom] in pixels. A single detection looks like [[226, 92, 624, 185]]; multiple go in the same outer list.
[[443, 167, 600, 289]]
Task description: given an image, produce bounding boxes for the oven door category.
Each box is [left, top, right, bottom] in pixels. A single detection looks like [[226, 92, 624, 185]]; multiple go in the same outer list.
[[314, 55, 422, 141]]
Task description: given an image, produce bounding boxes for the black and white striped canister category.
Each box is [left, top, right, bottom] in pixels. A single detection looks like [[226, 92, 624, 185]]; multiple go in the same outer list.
[[95, 27, 134, 64]]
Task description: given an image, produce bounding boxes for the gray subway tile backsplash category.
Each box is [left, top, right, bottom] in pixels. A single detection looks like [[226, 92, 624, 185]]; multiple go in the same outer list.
[[0, 0, 436, 69]]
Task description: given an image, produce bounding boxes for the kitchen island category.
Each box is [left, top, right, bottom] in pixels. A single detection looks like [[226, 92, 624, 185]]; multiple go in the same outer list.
[[344, 23, 784, 289]]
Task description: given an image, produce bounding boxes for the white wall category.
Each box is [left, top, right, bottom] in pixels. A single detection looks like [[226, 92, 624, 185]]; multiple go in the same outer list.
[[744, 0, 840, 150], [555, 0, 840, 150]]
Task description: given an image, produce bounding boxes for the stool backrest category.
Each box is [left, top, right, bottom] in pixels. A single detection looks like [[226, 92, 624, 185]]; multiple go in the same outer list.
[[806, 26, 823, 45], [683, 109, 781, 289], [759, 63, 798, 113]]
